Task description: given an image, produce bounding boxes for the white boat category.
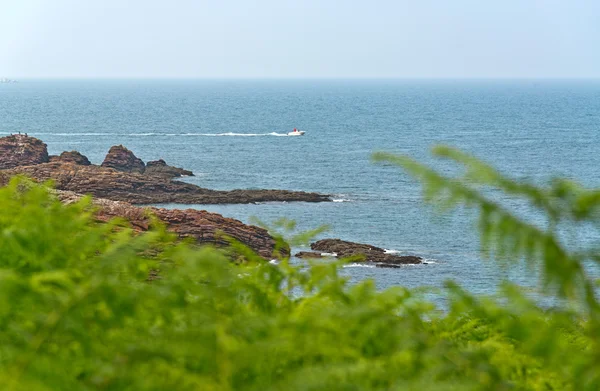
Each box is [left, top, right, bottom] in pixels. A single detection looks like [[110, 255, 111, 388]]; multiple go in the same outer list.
[[287, 129, 305, 136]]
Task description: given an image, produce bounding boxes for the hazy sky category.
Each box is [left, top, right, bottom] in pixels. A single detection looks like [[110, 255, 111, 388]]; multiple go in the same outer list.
[[2, 0, 599, 78]]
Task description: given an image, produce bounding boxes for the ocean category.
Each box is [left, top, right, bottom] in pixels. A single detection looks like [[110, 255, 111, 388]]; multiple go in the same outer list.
[[1, 79, 599, 297]]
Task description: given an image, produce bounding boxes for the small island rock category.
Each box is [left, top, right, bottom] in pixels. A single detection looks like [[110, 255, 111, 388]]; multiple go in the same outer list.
[[310, 238, 422, 267]]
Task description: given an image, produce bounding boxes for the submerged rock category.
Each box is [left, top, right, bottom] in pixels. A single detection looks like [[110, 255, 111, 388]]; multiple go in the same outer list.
[[0, 134, 49, 169], [310, 239, 422, 268], [101, 145, 145, 173], [145, 159, 194, 178]]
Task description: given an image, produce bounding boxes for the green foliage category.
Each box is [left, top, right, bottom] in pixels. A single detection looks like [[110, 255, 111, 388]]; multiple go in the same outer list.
[[0, 143, 599, 390], [374, 146, 600, 389]]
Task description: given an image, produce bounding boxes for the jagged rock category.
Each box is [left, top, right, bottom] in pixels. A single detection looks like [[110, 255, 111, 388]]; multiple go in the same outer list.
[[145, 159, 194, 178], [1, 162, 331, 204], [0, 134, 49, 169], [55, 151, 92, 166], [56, 190, 287, 259], [101, 145, 145, 173], [310, 239, 422, 267]]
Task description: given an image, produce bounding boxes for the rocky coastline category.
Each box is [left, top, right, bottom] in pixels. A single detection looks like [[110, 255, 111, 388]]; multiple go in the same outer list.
[[0, 135, 331, 205], [0, 134, 326, 259], [0, 134, 426, 266]]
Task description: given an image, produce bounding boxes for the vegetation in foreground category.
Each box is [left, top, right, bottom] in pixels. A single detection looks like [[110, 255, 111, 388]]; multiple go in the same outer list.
[[0, 146, 599, 390]]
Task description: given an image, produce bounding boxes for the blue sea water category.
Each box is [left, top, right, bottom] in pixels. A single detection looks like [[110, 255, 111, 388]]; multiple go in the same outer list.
[[1, 79, 599, 297]]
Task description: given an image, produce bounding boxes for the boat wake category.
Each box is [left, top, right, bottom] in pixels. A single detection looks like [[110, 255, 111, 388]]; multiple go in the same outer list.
[[26, 132, 295, 137], [188, 132, 291, 137]]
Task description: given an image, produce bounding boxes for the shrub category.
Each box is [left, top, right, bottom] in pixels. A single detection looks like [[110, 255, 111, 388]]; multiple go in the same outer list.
[[0, 143, 598, 390]]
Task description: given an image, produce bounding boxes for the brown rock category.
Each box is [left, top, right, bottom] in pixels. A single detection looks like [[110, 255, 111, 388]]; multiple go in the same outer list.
[[1, 162, 331, 204], [56, 151, 92, 166], [310, 239, 422, 267], [0, 136, 331, 204], [312, 239, 386, 255], [56, 190, 288, 259], [101, 145, 145, 173], [0, 134, 49, 169], [145, 159, 194, 178]]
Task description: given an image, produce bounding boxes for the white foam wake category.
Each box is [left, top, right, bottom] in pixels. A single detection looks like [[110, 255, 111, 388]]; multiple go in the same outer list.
[[27, 132, 294, 137], [182, 132, 291, 137]]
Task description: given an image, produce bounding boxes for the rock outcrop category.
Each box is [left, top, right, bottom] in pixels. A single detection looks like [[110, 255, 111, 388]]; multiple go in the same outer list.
[[101, 145, 145, 173], [0, 135, 331, 204], [56, 190, 287, 259], [0, 134, 49, 169], [53, 151, 92, 165], [145, 159, 194, 178], [0, 134, 332, 262], [1, 162, 331, 204], [296, 239, 423, 268]]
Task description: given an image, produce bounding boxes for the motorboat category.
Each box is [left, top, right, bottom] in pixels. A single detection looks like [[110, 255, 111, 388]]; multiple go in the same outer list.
[[287, 129, 305, 136]]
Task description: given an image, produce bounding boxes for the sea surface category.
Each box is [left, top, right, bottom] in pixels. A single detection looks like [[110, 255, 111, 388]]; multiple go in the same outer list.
[[1, 79, 599, 299]]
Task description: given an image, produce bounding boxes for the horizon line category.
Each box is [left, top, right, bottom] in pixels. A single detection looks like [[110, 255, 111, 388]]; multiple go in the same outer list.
[[4, 76, 600, 81]]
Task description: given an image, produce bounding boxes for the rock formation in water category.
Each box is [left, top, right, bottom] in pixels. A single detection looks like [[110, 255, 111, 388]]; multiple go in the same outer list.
[[295, 238, 423, 268], [145, 159, 194, 178], [0, 134, 329, 260], [2, 162, 330, 204], [0, 134, 49, 169], [101, 145, 146, 174], [0, 135, 331, 204]]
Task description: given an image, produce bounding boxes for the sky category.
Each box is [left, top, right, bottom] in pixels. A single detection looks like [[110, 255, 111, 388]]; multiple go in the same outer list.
[[1, 0, 599, 79]]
